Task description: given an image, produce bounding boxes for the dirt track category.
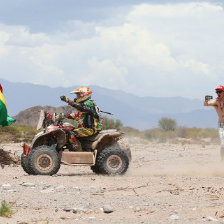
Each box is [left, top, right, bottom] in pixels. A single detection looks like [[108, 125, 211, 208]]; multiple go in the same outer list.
[[1, 138, 224, 224]]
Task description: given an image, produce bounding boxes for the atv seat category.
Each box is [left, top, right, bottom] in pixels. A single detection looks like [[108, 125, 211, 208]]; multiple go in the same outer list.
[[77, 132, 100, 142], [78, 129, 122, 142]]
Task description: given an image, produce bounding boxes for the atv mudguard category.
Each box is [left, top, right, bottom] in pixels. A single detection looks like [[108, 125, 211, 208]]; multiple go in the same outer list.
[[80, 129, 131, 160], [92, 131, 122, 149], [31, 129, 67, 149]]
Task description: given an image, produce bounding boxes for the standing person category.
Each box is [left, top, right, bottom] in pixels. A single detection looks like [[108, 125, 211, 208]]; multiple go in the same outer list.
[[204, 85, 224, 159]]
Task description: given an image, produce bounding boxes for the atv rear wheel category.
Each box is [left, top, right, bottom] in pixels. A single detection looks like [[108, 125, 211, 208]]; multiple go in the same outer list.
[[96, 147, 129, 175], [21, 153, 34, 175], [28, 146, 61, 175]]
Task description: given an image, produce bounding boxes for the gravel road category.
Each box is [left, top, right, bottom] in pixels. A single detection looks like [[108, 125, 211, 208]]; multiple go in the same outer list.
[[0, 138, 224, 224]]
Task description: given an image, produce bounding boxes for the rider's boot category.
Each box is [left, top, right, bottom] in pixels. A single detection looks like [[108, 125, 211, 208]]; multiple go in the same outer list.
[[70, 141, 82, 152], [69, 133, 82, 152]]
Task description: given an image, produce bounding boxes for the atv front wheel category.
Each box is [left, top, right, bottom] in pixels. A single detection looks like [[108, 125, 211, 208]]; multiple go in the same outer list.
[[28, 146, 61, 175], [21, 153, 34, 175], [96, 147, 129, 175]]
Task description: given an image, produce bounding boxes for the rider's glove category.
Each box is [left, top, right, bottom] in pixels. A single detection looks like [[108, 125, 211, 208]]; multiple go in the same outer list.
[[46, 112, 53, 119], [60, 96, 69, 103]]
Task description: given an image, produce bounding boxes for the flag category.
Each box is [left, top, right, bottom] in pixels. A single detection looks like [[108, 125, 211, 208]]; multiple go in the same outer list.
[[0, 84, 15, 126]]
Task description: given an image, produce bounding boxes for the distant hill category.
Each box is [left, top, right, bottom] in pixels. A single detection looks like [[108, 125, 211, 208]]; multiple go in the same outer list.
[[1, 78, 217, 129], [13, 105, 73, 128]]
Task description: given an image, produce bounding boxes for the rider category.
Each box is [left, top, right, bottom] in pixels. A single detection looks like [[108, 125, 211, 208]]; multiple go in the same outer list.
[[59, 87, 102, 146]]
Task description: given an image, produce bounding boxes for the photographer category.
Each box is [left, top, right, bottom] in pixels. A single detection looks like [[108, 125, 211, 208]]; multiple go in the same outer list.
[[204, 85, 224, 159]]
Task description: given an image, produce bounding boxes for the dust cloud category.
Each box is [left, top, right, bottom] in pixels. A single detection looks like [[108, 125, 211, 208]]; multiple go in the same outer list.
[[127, 162, 224, 177]]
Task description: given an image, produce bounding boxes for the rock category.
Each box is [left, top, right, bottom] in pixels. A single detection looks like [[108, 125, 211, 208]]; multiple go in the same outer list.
[[2, 184, 11, 189], [170, 214, 180, 220], [20, 182, 35, 187], [52, 174, 58, 177], [102, 205, 114, 214], [41, 188, 55, 193], [62, 207, 72, 212], [7, 189, 16, 192], [56, 185, 65, 191], [72, 207, 87, 214], [206, 216, 218, 222], [134, 207, 141, 212]]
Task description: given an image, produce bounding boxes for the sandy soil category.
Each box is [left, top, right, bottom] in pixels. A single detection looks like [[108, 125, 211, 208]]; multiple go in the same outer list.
[[1, 138, 224, 224]]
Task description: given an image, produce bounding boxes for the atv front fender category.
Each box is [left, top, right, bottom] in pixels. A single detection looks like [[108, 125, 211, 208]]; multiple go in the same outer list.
[[31, 129, 67, 149]]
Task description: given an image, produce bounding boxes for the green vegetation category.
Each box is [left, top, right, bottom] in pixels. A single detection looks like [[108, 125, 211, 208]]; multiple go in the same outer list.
[[158, 117, 177, 131], [0, 200, 14, 217], [121, 118, 219, 144], [102, 117, 123, 130], [0, 126, 38, 143]]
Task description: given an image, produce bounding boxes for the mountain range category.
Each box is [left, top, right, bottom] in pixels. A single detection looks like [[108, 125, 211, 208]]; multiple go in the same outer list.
[[1, 78, 217, 129]]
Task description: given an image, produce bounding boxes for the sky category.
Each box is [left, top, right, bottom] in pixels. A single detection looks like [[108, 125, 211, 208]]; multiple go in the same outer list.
[[0, 0, 224, 99]]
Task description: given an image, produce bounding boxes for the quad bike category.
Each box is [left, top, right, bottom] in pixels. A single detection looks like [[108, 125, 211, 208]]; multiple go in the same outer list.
[[21, 110, 131, 176]]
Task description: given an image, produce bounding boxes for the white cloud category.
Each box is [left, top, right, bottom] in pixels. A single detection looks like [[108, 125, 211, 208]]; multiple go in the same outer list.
[[85, 57, 128, 87], [180, 59, 210, 75], [128, 2, 222, 19], [0, 2, 224, 98]]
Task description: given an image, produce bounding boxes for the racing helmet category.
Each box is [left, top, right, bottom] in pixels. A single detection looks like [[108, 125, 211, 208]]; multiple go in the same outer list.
[[70, 87, 92, 103]]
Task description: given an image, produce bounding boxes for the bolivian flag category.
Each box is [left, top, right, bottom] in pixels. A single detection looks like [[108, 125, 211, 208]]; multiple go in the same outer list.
[[0, 84, 15, 126]]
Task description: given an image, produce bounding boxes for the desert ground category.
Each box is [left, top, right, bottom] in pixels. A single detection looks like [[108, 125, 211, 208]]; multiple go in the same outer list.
[[1, 138, 224, 224]]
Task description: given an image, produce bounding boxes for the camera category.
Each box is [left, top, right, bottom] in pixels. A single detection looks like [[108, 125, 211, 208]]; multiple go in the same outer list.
[[205, 95, 213, 101]]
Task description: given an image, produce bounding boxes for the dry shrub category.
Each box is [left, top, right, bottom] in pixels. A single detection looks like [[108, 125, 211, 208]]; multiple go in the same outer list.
[[123, 126, 219, 144], [0, 126, 38, 143], [177, 127, 219, 143], [0, 148, 20, 166], [121, 127, 142, 136]]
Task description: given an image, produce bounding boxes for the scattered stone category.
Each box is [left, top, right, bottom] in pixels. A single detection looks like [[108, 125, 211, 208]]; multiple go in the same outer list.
[[7, 189, 16, 192], [20, 182, 35, 187], [206, 216, 218, 222], [170, 214, 180, 220], [102, 205, 114, 214], [134, 207, 141, 212], [89, 216, 96, 219], [2, 184, 11, 189], [23, 203, 29, 208], [56, 185, 65, 191], [16, 202, 23, 206], [60, 216, 70, 220], [72, 207, 87, 214], [41, 188, 55, 193], [62, 207, 72, 212]]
